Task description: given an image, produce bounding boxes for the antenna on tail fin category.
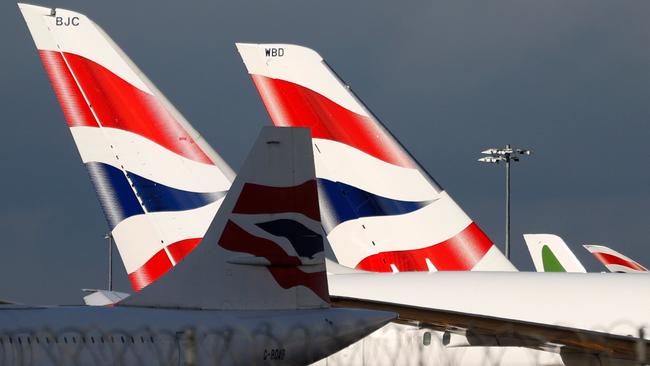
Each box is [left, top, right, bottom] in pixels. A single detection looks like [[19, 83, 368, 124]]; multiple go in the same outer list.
[[122, 127, 329, 310]]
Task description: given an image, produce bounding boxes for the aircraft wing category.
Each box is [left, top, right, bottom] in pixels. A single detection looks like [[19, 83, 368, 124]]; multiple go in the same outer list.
[[331, 296, 649, 362]]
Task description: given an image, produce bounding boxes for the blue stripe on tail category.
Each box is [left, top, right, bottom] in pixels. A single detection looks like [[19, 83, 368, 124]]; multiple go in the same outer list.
[[86, 162, 144, 230], [86, 162, 224, 230], [255, 219, 324, 259], [127, 172, 225, 213], [317, 178, 431, 232]]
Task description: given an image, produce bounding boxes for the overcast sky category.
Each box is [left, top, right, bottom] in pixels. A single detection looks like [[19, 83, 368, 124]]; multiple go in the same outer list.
[[1, 0, 649, 304]]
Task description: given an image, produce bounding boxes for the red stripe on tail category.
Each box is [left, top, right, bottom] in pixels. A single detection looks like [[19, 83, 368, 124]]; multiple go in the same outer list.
[[356, 223, 493, 271], [167, 238, 202, 264], [39, 50, 97, 127], [592, 252, 648, 272], [39, 50, 214, 165], [251, 75, 415, 168], [128, 238, 202, 291], [219, 220, 329, 302], [128, 249, 174, 291], [233, 181, 321, 222]]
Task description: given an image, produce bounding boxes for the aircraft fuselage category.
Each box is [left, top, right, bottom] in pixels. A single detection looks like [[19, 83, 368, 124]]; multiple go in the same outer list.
[[0, 305, 386, 365]]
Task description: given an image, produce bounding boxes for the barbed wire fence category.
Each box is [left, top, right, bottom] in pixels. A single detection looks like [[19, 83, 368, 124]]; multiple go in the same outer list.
[[318, 322, 649, 366], [0, 321, 646, 365]]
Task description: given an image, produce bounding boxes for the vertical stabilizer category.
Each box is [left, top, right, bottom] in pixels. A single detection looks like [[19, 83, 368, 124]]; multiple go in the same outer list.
[[523, 234, 586, 272], [583, 245, 648, 273], [19, 4, 234, 291], [122, 127, 329, 310], [236, 43, 515, 272]]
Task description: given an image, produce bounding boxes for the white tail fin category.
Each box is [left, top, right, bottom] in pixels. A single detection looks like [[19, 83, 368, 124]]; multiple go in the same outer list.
[[122, 127, 329, 310], [19, 4, 234, 291], [523, 234, 586, 272], [583, 245, 648, 273], [236, 43, 516, 272]]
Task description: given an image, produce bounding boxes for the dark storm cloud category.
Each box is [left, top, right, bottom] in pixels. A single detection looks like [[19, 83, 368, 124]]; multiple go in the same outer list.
[[1, 0, 648, 303]]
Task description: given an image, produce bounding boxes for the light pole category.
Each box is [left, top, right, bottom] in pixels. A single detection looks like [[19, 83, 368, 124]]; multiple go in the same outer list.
[[478, 145, 531, 260], [105, 233, 113, 291]]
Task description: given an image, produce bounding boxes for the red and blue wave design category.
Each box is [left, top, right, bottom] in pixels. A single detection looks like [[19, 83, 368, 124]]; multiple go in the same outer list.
[[38, 49, 227, 290], [317, 178, 432, 232], [255, 219, 324, 260], [251, 75, 415, 169], [250, 73, 495, 272], [219, 180, 329, 302], [39, 50, 214, 164], [86, 162, 224, 230]]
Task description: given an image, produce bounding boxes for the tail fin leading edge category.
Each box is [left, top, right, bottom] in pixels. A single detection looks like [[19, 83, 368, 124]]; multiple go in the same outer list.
[[19, 4, 233, 291], [236, 43, 515, 273]]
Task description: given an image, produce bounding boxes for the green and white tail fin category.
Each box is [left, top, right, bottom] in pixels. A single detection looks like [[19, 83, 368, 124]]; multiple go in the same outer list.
[[523, 234, 586, 273]]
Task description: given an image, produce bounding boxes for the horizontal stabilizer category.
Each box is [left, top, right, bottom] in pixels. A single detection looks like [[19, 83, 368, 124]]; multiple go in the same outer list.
[[325, 258, 367, 275], [82, 289, 130, 306]]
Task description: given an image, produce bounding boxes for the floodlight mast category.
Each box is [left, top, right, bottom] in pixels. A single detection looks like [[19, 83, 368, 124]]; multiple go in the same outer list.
[[478, 144, 531, 260], [105, 233, 113, 291]]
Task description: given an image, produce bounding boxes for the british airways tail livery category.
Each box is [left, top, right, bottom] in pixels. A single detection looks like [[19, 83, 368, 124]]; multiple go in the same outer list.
[[20, 4, 234, 291], [236, 43, 516, 273], [4, 66, 395, 361], [583, 244, 648, 273], [123, 126, 333, 310]]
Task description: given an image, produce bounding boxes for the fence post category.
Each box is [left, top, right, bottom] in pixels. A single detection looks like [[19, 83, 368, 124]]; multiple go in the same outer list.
[[638, 327, 646, 365]]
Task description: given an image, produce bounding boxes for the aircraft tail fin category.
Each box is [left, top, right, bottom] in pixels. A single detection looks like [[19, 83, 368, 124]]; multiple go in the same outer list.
[[237, 43, 516, 272], [19, 3, 233, 291], [523, 234, 586, 272], [583, 245, 648, 273], [122, 127, 330, 310]]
